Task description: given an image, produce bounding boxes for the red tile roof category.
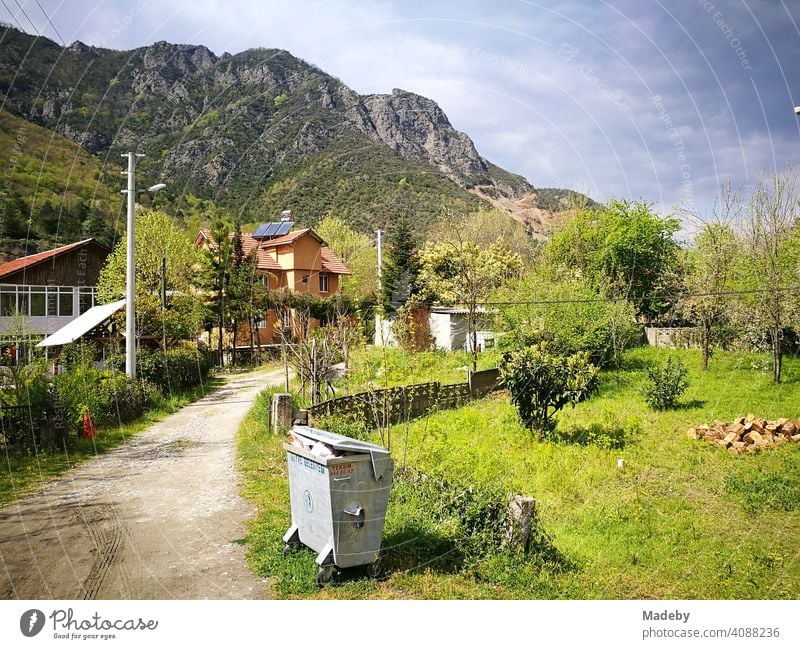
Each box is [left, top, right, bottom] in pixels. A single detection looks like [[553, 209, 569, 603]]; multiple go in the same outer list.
[[320, 247, 350, 275], [196, 228, 349, 275], [197, 230, 283, 272], [0, 238, 106, 281]]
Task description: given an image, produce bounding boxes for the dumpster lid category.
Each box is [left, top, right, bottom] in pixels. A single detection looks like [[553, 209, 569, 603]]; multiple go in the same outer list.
[[291, 425, 390, 457]]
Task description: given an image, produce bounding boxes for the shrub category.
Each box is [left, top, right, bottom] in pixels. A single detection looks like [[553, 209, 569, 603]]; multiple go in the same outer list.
[[641, 356, 689, 410], [54, 368, 152, 431], [391, 300, 433, 352], [498, 345, 599, 434], [108, 348, 213, 393], [388, 468, 509, 566], [496, 272, 640, 367]]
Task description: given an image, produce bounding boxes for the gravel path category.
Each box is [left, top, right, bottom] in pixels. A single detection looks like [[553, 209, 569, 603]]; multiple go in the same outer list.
[[0, 369, 283, 599]]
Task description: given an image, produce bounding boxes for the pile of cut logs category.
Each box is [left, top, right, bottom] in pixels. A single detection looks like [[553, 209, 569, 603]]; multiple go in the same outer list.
[[688, 415, 800, 453]]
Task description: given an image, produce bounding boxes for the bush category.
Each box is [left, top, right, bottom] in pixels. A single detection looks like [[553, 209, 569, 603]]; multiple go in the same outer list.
[[109, 348, 213, 393], [388, 468, 509, 566], [499, 345, 599, 434], [496, 272, 640, 367], [641, 356, 689, 410], [54, 368, 152, 431]]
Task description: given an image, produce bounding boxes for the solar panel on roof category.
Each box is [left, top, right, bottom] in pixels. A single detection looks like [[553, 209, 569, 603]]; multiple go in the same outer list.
[[253, 221, 293, 240]]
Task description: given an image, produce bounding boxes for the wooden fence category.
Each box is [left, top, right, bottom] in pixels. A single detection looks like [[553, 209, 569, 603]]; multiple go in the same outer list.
[[307, 367, 500, 429]]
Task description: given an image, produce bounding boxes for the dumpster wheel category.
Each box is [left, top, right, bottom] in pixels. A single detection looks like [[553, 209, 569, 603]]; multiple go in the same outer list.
[[315, 565, 335, 587], [367, 557, 382, 579]]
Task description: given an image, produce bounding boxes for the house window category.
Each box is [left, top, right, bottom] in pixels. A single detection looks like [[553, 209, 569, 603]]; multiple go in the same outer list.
[[301, 275, 309, 285], [319, 273, 329, 293], [79, 287, 96, 314], [0, 288, 15, 316], [47, 286, 58, 316], [58, 288, 73, 316], [29, 287, 46, 316]]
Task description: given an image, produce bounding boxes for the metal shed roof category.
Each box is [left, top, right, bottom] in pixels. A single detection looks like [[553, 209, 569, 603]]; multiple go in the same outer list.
[[37, 299, 125, 347]]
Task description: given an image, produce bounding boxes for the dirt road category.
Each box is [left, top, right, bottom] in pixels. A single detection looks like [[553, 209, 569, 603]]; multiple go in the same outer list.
[[0, 369, 282, 599]]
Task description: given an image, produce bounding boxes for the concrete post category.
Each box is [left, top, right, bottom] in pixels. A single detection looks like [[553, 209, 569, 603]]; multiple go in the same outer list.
[[271, 393, 293, 433], [505, 495, 536, 552]]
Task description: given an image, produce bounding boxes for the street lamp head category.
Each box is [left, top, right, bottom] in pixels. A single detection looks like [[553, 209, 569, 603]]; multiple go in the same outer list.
[[148, 183, 167, 193], [794, 106, 800, 116]]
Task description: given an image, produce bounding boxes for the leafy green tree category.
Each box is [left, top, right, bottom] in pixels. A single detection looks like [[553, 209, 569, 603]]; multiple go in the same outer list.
[[315, 216, 377, 300], [543, 199, 680, 317], [738, 169, 800, 383], [417, 222, 522, 370], [499, 345, 599, 435], [97, 209, 204, 347], [495, 269, 639, 368], [683, 222, 742, 370], [203, 218, 232, 364], [225, 220, 269, 364]]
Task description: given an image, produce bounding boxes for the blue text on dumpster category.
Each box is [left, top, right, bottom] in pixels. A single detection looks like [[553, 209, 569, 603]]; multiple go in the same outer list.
[[289, 453, 327, 475]]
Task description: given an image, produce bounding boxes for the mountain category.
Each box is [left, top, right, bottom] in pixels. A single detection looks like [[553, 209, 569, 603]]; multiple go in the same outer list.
[[0, 26, 583, 237], [0, 109, 120, 260]]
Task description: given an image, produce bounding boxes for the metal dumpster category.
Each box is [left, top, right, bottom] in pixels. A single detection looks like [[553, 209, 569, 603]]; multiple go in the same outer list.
[[282, 425, 394, 586]]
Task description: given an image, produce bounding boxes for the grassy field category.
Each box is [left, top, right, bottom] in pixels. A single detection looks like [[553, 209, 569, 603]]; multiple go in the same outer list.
[[237, 346, 800, 599], [0, 377, 223, 507]]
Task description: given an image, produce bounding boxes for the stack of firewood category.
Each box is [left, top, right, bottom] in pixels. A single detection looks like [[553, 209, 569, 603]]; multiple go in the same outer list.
[[688, 415, 800, 453]]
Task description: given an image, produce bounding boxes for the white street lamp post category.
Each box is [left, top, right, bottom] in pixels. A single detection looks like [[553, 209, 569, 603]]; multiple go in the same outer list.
[[122, 151, 165, 378]]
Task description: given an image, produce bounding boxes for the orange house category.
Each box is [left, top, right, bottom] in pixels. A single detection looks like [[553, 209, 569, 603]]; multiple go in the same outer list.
[[195, 225, 350, 344]]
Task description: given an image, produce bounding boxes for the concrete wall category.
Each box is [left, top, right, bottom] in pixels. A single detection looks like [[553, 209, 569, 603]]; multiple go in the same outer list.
[[645, 326, 700, 349]]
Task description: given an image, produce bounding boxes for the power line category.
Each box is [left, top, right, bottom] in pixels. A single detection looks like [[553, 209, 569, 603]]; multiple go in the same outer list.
[[33, 0, 64, 45], [0, 0, 23, 30], [12, 0, 39, 35], [453, 285, 800, 309]]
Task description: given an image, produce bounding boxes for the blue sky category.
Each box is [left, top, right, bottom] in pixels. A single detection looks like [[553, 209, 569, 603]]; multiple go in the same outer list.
[[2, 0, 799, 218]]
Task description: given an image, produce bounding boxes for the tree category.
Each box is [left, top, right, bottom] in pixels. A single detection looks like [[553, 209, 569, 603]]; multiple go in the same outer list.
[[683, 221, 742, 370], [417, 216, 522, 370], [679, 183, 744, 370], [739, 169, 800, 383], [380, 212, 420, 314], [543, 199, 680, 318], [495, 268, 639, 368], [97, 210, 205, 347], [499, 345, 599, 435], [203, 218, 232, 365], [315, 216, 377, 301]]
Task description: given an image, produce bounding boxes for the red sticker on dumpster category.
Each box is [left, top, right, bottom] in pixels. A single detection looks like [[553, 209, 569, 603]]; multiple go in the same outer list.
[[331, 463, 353, 477]]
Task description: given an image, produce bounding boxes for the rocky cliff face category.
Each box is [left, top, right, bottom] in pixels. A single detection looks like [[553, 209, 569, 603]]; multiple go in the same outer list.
[[357, 89, 489, 185]]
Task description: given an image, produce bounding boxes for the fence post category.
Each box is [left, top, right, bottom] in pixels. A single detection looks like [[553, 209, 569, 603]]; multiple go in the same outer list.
[[271, 393, 293, 433], [505, 495, 536, 552]]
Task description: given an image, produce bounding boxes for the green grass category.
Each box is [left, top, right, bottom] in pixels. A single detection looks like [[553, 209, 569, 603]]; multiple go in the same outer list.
[[237, 346, 800, 599], [339, 347, 501, 393], [0, 377, 223, 507]]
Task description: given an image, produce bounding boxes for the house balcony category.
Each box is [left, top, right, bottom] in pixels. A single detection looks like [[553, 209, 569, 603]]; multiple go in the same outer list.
[[0, 284, 99, 337]]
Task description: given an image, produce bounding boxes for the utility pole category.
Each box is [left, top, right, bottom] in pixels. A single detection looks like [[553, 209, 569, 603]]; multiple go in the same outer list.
[[375, 229, 384, 347], [123, 152, 144, 378], [375, 229, 383, 300], [122, 153, 165, 378], [161, 256, 167, 354]]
